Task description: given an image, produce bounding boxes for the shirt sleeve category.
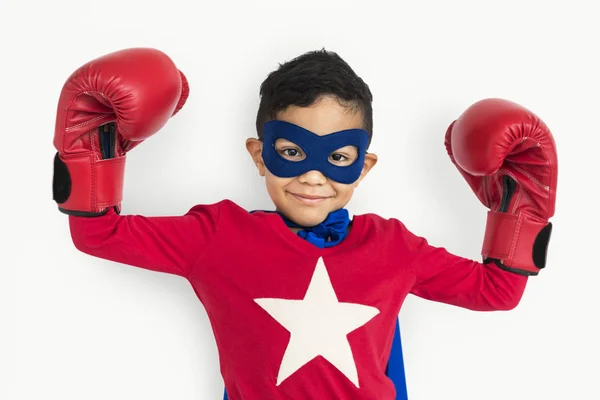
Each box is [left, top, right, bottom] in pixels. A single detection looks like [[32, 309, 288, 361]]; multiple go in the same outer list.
[[68, 202, 223, 278], [397, 221, 528, 311]]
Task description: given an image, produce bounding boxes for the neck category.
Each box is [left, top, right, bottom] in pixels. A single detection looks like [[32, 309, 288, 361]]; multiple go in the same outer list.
[[274, 209, 332, 229]]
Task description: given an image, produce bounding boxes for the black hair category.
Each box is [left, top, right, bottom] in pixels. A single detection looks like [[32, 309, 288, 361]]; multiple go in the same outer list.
[[255, 49, 373, 147]]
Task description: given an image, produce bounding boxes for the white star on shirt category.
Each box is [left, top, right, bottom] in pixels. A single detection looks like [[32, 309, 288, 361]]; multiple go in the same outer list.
[[254, 257, 380, 387]]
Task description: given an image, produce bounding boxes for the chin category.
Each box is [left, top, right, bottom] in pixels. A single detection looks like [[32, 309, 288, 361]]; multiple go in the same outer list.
[[288, 208, 332, 227]]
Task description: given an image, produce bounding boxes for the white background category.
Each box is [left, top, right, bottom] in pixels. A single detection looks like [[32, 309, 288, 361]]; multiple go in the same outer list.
[[3, 0, 598, 399]]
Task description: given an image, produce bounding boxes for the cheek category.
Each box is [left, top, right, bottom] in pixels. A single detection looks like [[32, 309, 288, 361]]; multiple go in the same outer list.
[[265, 172, 293, 196], [332, 183, 355, 201]]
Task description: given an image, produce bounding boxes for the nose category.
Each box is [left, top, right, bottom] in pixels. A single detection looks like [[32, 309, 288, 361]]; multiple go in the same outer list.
[[297, 170, 327, 185]]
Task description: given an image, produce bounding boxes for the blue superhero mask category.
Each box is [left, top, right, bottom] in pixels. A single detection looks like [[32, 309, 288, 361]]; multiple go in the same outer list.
[[261, 120, 370, 184]]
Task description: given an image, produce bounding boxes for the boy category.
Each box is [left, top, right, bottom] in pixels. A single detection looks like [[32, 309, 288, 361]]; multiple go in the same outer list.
[[52, 48, 557, 400]]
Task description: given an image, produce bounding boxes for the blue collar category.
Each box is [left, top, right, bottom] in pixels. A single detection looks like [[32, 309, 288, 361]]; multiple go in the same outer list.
[[278, 209, 350, 248], [251, 209, 351, 248]]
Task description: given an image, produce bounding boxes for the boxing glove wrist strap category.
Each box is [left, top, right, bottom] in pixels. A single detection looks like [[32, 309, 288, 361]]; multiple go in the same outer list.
[[53, 152, 126, 216], [482, 210, 552, 276]]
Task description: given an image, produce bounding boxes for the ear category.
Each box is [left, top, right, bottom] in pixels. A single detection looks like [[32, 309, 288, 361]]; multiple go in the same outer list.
[[245, 138, 266, 176], [353, 153, 378, 187]]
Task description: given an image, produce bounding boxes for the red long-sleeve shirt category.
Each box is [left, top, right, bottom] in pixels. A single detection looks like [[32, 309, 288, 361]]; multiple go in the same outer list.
[[69, 199, 527, 400]]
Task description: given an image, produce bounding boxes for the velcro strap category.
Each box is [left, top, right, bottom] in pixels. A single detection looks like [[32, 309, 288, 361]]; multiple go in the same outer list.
[[482, 211, 548, 273], [59, 152, 126, 214]]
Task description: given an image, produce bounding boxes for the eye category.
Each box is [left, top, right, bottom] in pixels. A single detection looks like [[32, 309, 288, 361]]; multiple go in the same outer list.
[[329, 145, 358, 166], [330, 153, 348, 162], [277, 146, 305, 161], [275, 138, 305, 161], [283, 148, 301, 157]]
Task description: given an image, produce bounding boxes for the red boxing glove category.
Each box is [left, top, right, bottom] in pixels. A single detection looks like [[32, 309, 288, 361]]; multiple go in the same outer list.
[[52, 48, 189, 216], [445, 98, 558, 276]]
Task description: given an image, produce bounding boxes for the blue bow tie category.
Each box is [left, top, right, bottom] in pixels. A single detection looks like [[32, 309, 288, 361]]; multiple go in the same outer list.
[[277, 209, 351, 248]]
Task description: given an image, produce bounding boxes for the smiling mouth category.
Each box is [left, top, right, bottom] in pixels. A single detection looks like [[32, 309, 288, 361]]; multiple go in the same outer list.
[[289, 193, 330, 205]]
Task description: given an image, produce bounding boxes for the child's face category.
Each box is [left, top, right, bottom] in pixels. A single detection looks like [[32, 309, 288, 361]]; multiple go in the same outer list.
[[247, 96, 378, 226]]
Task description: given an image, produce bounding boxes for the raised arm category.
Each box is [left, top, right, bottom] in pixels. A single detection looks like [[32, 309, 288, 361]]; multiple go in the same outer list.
[[405, 225, 528, 311], [52, 48, 210, 278], [68, 204, 221, 277], [409, 98, 557, 310]]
